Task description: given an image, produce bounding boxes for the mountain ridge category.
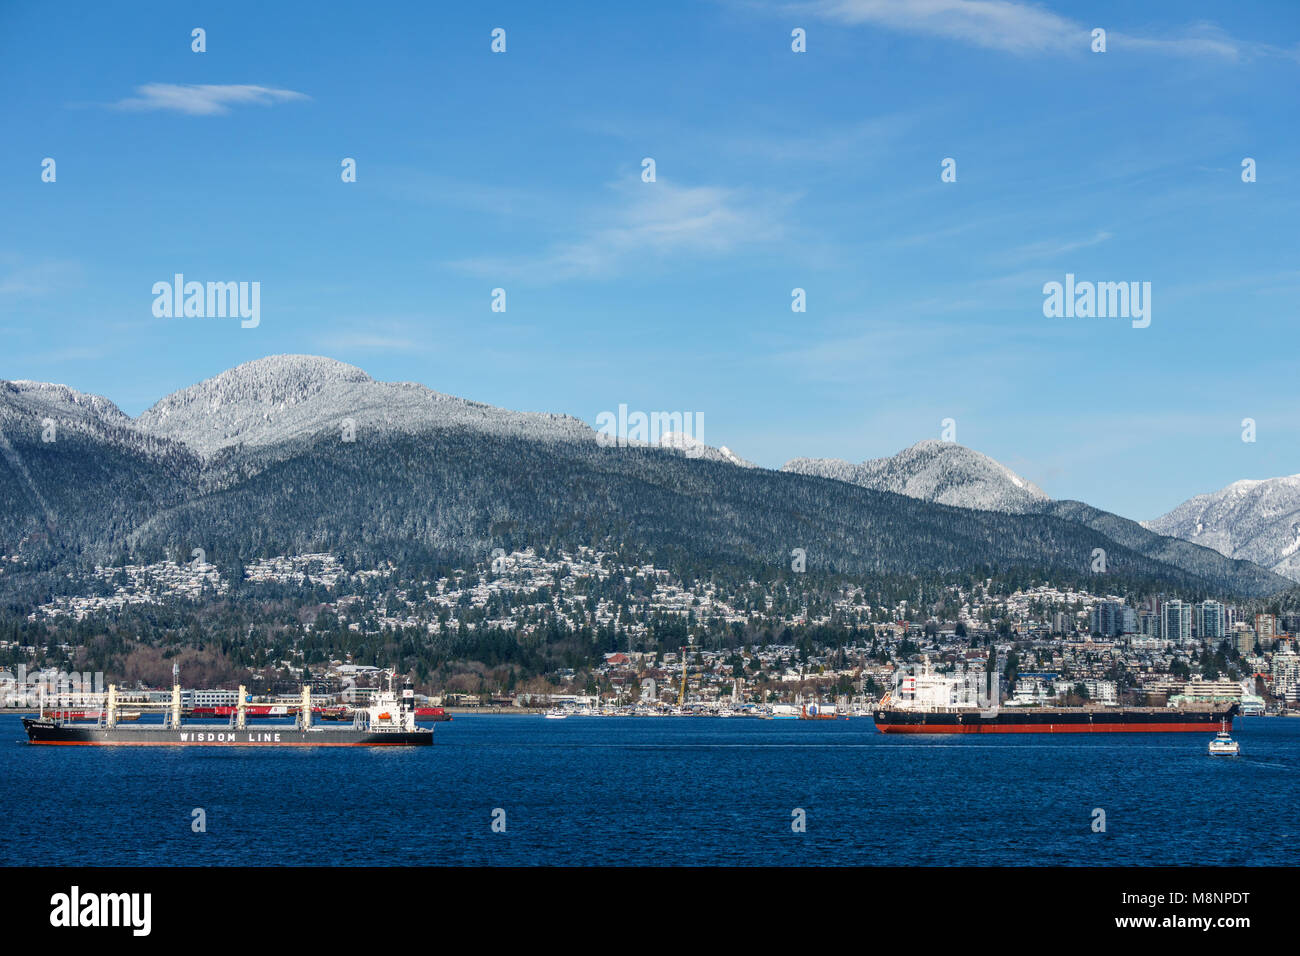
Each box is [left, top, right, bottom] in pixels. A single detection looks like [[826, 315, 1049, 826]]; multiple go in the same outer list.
[[1146, 475, 1300, 582], [0, 355, 1290, 599], [134, 354, 600, 458], [783, 439, 1050, 513]]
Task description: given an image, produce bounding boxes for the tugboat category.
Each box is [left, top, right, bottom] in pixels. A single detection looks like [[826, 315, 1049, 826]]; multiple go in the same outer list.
[[1208, 719, 1241, 756], [800, 702, 838, 720]]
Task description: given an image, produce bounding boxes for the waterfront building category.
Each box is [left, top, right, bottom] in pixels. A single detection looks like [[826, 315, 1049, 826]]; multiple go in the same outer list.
[[1137, 610, 1162, 639], [182, 689, 239, 708], [1092, 600, 1133, 639], [1091, 601, 1126, 638], [1273, 645, 1300, 702], [1162, 600, 1192, 645], [1081, 678, 1118, 703], [1195, 601, 1227, 642], [1146, 677, 1243, 703], [1121, 606, 1137, 634]]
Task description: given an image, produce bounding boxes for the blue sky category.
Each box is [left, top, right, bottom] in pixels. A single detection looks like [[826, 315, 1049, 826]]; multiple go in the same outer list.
[[1, 0, 1297, 521]]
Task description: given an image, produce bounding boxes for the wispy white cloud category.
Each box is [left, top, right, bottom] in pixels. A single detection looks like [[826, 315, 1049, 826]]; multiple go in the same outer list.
[[808, 0, 1084, 55], [716, 112, 925, 164], [449, 177, 788, 281], [766, 315, 1047, 386], [0, 258, 82, 297], [312, 330, 420, 352], [111, 84, 309, 116], [1116, 21, 1294, 62], [308, 317, 429, 354], [1005, 230, 1113, 263], [802, 0, 1296, 61], [31, 346, 107, 362], [381, 171, 561, 220]]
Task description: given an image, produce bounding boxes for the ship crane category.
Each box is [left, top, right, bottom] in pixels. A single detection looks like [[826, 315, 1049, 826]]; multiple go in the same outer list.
[[678, 636, 695, 706]]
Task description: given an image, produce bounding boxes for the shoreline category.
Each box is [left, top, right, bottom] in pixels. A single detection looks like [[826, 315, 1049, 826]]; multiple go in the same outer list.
[[0, 707, 583, 716]]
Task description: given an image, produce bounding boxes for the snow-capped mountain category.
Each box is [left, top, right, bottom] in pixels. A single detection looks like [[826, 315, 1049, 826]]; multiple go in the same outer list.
[[134, 355, 754, 465], [1145, 476, 1300, 582], [782, 439, 1049, 513], [657, 432, 757, 468], [0, 379, 184, 461], [2, 380, 133, 429], [1, 357, 1291, 598], [134, 355, 597, 456]]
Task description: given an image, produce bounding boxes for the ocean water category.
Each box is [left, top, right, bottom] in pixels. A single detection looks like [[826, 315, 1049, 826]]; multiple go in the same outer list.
[[3, 714, 1297, 866]]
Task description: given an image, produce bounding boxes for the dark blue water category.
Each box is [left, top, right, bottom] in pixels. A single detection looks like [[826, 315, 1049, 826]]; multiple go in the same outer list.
[[3, 714, 1297, 866]]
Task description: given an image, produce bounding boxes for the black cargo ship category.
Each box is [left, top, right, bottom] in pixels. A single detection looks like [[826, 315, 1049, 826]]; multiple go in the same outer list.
[[22, 719, 431, 746], [876, 660, 1241, 734], [874, 702, 1239, 734], [23, 677, 432, 747]]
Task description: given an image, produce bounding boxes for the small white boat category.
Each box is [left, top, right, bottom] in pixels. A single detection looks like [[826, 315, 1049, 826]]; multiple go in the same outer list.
[[543, 710, 568, 720], [1208, 720, 1240, 756]]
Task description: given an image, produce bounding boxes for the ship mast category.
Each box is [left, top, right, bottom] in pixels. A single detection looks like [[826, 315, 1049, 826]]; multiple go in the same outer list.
[[678, 636, 694, 706]]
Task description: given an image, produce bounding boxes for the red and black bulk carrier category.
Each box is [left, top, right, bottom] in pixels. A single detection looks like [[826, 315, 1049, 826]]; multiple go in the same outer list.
[[873, 659, 1240, 734], [873, 702, 1239, 734]]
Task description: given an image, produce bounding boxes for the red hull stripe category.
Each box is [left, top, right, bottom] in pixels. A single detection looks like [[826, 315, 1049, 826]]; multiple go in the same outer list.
[[27, 740, 420, 747], [875, 722, 1221, 734]]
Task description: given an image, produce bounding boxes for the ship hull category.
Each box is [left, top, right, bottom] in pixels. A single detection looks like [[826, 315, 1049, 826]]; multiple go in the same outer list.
[[22, 718, 432, 746], [873, 704, 1238, 734]]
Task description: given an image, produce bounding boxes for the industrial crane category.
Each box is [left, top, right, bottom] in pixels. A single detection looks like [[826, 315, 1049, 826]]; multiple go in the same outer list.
[[677, 636, 695, 706]]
